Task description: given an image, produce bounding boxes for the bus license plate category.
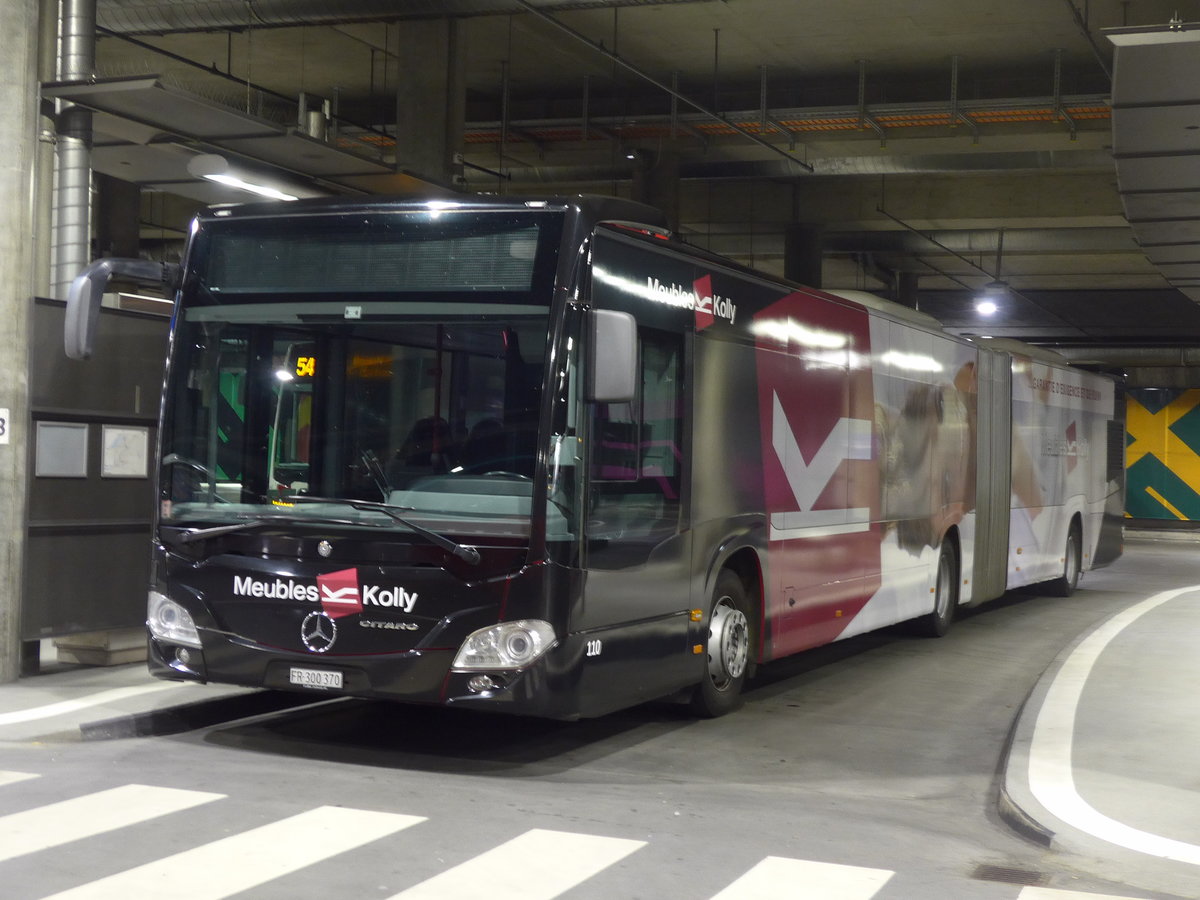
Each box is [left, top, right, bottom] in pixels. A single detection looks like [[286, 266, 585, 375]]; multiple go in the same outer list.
[[289, 666, 343, 690]]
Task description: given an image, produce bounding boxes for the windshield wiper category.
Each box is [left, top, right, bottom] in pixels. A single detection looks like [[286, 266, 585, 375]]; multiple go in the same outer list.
[[172, 513, 375, 545], [287, 495, 481, 565], [360, 449, 391, 501]]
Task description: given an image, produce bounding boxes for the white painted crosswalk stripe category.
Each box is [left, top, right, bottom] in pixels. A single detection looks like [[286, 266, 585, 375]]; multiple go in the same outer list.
[[0, 784, 223, 864], [0, 775, 1156, 900], [1018, 887, 1151, 900], [0, 770, 39, 788], [38, 805, 425, 900], [388, 827, 645, 900], [711, 856, 894, 900]]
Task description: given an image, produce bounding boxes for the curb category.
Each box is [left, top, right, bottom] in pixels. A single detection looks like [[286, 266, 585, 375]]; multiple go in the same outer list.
[[997, 672, 1060, 848], [996, 617, 1093, 850], [79, 690, 318, 740], [996, 587, 1200, 900], [998, 783, 1054, 848]]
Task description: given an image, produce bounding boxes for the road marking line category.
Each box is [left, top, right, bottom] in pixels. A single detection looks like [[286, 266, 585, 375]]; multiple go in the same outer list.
[[1027, 585, 1200, 866], [389, 828, 645, 900], [0, 682, 185, 726], [40, 805, 424, 900], [0, 784, 223, 863], [0, 770, 39, 788], [711, 856, 894, 899], [1019, 886, 1151, 899]]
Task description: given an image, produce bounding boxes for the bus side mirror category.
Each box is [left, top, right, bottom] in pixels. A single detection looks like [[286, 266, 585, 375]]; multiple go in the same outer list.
[[586, 309, 637, 403], [65, 258, 180, 360]]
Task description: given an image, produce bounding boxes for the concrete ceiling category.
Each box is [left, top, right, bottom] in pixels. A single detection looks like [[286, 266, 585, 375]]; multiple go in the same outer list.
[[63, 0, 1200, 352], [1109, 24, 1200, 306]]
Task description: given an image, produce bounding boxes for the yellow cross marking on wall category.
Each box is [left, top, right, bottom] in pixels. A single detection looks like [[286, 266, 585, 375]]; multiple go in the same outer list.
[[1126, 391, 1200, 489], [1145, 486, 1188, 520]]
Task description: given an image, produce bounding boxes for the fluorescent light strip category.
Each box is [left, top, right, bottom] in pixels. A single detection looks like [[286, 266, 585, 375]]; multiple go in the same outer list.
[[201, 173, 298, 202]]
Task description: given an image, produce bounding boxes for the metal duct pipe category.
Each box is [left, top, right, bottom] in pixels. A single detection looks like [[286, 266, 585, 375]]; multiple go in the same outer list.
[[62, 0, 96, 79], [52, 0, 95, 301], [53, 109, 92, 299], [35, 0, 60, 298]]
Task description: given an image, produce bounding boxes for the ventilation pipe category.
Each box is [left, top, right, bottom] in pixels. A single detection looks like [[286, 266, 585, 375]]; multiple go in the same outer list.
[[298, 92, 331, 141], [52, 0, 95, 301], [34, 0, 60, 298]]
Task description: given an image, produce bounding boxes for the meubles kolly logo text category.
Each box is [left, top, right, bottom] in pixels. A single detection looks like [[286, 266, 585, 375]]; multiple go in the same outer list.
[[232, 569, 418, 617]]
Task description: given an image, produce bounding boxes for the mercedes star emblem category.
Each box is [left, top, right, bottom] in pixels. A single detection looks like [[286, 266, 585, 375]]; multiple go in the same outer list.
[[317, 540, 333, 558], [300, 611, 337, 653]]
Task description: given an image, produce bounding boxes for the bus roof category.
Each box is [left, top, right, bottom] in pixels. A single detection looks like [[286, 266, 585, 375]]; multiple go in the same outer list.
[[195, 193, 669, 231]]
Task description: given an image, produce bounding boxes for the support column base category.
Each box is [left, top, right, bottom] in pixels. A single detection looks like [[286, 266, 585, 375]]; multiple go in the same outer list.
[[54, 628, 146, 666]]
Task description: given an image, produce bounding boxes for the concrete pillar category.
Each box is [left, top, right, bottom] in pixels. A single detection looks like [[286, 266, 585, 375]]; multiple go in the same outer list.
[[631, 149, 681, 232], [0, 0, 39, 683], [392, 19, 465, 188], [784, 223, 823, 289]]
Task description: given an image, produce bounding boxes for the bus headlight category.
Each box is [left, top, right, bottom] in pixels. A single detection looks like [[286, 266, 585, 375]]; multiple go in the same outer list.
[[147, 590, 202, 648], [452, 620, 556, 671]]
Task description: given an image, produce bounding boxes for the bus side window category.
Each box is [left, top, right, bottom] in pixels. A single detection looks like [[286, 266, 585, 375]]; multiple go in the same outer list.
[[589, 327, 682, 540], [592, 400, 639, 482]]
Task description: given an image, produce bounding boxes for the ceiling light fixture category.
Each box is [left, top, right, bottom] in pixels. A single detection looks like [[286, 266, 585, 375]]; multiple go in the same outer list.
[[201, 173, 298, 202], [974, 227, 1008, 316], [186, 154, 300, 202]]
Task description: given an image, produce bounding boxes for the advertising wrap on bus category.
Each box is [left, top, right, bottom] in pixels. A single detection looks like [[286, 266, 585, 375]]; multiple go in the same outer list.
[[64, 195, 1123, 719]]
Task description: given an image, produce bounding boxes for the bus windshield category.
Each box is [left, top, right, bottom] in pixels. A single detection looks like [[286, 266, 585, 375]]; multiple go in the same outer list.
[[159, 207, 568, 540]]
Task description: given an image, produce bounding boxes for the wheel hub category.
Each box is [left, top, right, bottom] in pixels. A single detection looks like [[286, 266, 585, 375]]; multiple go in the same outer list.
[[707, 598, 749, 688], [936, 555, 953, 617]]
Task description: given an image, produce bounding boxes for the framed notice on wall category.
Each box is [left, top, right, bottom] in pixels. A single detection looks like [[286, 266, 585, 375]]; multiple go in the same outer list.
[[35, 421, 88, 477], [101, 424, 149, 478]]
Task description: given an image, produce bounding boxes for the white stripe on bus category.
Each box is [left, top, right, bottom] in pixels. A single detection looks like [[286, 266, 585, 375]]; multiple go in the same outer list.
[[710, 856, 894, 900], [389, 828, 645, 900], [0, 784, 223, 863], [40, 805, 425, 900]]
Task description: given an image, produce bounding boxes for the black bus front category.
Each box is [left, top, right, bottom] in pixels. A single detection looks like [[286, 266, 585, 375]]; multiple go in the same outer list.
[[147, 198, 603, 717]]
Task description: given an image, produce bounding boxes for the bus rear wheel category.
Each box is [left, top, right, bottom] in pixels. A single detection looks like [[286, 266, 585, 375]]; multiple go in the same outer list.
[[690, 569, 752, 717], [1047, 521, 1082, 597], [912, 540, 957, 638]]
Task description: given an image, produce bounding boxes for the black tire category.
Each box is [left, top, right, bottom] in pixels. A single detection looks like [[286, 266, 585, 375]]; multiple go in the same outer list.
[[690, 569, 753, 717], [912, 540, 957, 638], [1047, 521, 1082, 597]]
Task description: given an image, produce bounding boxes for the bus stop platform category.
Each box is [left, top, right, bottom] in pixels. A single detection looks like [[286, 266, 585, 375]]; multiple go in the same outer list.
[[1001, 531, 1200, 899]]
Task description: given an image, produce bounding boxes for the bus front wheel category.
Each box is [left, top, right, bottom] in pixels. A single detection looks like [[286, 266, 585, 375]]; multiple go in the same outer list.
[[690, 569, 752, 717]]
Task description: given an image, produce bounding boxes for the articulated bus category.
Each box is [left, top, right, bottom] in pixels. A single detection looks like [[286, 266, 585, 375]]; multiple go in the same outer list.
[[65, 195, 1123, 719]]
